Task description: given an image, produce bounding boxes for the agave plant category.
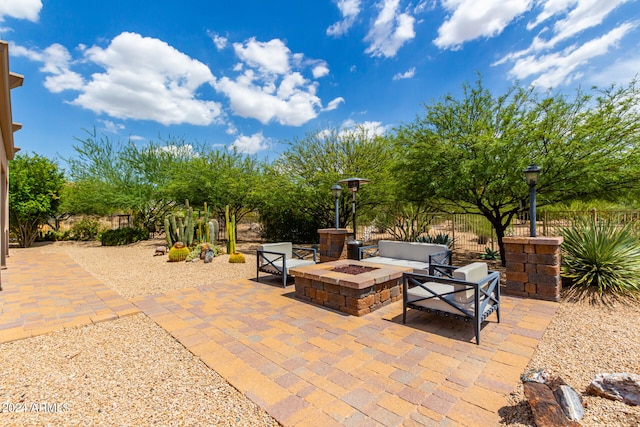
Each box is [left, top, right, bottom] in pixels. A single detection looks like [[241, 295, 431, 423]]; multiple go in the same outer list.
[[416, 232, 454, 248], [561, 218, 640, 297]]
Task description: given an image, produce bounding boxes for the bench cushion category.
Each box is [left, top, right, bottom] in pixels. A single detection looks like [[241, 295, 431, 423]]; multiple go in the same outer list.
[[259, 242, 293, 260], [453, 262, 488, 303], [378, 240, 448, 263], [407, 282, 494, 318], [360, 256, 429, 273], [260, 258, 315, 275]]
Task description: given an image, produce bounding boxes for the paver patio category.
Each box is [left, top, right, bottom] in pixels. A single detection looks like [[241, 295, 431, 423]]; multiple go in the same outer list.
[[1, 249, 559, 426]]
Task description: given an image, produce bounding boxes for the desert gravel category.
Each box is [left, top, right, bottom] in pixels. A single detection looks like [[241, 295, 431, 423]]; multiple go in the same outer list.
[[2, 239, 640, 426]]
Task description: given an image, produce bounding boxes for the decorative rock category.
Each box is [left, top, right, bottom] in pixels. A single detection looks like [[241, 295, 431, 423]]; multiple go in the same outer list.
[[521, 368, 552, 384], [524, 382, 581, 427], [154, 246, 167, 256], [554, 385, 584, 421], [204, 250, 214, 263], [586, 373, 640, 406]]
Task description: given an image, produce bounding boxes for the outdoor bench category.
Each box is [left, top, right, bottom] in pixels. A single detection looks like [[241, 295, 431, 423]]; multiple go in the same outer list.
[[358, 240, 452, 273], [256, 242, 317, 288]]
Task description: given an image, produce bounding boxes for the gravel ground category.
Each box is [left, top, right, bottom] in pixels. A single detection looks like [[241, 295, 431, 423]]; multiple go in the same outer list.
[[3, 239, 640, 426], [498, 296, 640, 426], [0, 314, 278, 427]]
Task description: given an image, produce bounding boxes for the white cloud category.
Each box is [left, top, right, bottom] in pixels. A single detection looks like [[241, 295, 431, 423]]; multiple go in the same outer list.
[[12, 43, 84, 92], [216, 37, 340, 126], [0, 0, 42, 22], [312, 64, 330, 78], [434, 0, 532, 50], [153, 144, 199, 158], [393, 67, 415, 80], [496, 0, 637, 87], [233, 38, 290, 75], [341, 119, 389, 136], [327, 0, 362, 36], [75, 32, 221, 125], [587, 55, 640, 86], [100, 119, 125, 134], [231, 132, 269, 154], [510, 23, 635, 88], [324, 97, 345, 111], [365, 0, 416, 58], [209, 32, 228, 50]]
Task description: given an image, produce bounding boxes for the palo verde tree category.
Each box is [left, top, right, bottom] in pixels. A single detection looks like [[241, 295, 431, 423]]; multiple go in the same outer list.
[[9, 153, 65, 247], [63, 129, 190, 233], [258, 125, 398, 242], [394, 77, 640, 264], [166, 147, 262, 223]]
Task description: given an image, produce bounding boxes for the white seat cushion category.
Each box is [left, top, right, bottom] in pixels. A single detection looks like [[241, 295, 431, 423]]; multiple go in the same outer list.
[[361, 256, 429, 272], [407, 282, 495, 317], [260, 258, 315, 274], [453, 262, 488, 303], [377, 240, 448, 263], [259, 242, 293, 261]]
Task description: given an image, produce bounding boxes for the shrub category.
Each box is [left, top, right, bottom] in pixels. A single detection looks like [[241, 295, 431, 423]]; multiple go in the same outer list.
[[70, 217, 102, 241], [480, 247, 500, 260], [416, 232, 454, 247], [561, 218, 640, 297], [100, 227, 149, 246]]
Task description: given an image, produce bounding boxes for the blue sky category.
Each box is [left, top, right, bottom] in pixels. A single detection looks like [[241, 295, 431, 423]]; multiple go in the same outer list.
[[1, 0, 639, 165]]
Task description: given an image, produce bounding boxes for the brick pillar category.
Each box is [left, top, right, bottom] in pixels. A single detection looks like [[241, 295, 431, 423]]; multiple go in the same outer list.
[[317, 228, 349, 262], [503, 236, 563, 302]]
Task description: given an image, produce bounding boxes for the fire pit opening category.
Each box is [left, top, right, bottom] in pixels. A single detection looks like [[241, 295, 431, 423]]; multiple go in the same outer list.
[[332, 264, 378, 275]]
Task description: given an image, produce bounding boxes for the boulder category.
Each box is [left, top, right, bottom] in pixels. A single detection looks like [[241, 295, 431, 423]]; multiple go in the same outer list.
[[554, 385, 584, 421], [586, 373, 640, 406], [154, 246, 167, 256], [204, 249, 214, 263], [524, 382, 581, 427]]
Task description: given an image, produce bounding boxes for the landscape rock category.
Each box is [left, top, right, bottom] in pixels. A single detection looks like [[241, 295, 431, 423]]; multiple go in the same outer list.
[[523, 382, 581, 426], [154, 246, 167, 256], [554, 384, 584, 421], [521, 368, 552, 384], [586, 373, 640, 406], [204, 250, 214, 263]]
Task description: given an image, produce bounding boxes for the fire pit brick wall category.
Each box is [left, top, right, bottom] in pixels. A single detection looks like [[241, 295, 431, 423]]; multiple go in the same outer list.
[[503, 236, 563, 302], [294, 277, 402, 316]]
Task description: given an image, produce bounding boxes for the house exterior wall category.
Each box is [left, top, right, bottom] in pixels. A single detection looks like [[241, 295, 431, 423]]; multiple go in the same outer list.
[[0, 41, 24, 290]]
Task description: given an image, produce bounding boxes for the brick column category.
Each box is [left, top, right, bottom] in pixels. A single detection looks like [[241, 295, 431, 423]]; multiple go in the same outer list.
[[317, 228, 349, 262], [503, 236, 563, 302]]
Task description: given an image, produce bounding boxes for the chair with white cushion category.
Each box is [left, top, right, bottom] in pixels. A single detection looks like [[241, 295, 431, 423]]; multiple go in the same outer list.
[[402, 262, 500, 345], [256, 242, 317, 288]]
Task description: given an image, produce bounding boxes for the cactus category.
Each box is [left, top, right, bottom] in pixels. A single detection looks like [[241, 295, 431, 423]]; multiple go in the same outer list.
[[164, 217, 173, 247], [168, 242, 190, 262], [225, 205, 236, 255], [229, 252, 246, 263], [185, 243, 203, 262], [165, 207, 195, 247], [209, 219, 218, 245]]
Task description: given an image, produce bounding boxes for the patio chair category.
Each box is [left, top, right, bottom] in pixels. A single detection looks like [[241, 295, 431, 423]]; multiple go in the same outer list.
[[402, 262, 500, 345], [256, 242, 317, 288]]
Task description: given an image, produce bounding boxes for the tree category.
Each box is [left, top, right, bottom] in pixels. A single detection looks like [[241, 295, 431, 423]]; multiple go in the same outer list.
[[166, 148, 262, 222], [394, 78, 640, 264], [258, 125, 398, 242], [9, 153, 65, 247], [63, 129, 188, 233]]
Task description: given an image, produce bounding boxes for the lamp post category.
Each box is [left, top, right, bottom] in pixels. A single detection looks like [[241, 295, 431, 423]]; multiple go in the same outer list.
[[331, 184, 342, 229], [524, 163, 541, 237], [337, 177, 370, 240]]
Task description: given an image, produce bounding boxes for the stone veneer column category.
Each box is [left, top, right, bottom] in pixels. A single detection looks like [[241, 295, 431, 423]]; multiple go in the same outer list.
[[317, 228, 349, 262], [503, 236, 564, 302]]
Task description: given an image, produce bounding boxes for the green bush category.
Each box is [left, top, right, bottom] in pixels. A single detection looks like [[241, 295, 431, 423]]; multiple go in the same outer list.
[[100, 227, 149, 246], [416, 232, 454, 247], [70, 217, 102, 241], [561, 218, 640, 297]]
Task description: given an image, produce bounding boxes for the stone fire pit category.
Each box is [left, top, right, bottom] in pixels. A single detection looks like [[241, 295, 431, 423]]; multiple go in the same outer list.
[[289, 259, 412, 316]]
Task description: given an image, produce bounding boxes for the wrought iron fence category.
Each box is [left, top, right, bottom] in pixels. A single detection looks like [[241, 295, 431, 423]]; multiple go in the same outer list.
[[360, 209, 640, 255]]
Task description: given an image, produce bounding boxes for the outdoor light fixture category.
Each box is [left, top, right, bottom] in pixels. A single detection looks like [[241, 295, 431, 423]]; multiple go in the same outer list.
[[523, 163, 541, 237], [331, 184, 342, 229], [337, 177, 370, 240]]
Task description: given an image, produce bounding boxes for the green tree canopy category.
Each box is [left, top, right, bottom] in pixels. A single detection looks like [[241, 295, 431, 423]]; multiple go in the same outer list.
[[258, 125, 398, 241], [9, 153, 65, 247], [394, 78, 640, 263]]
